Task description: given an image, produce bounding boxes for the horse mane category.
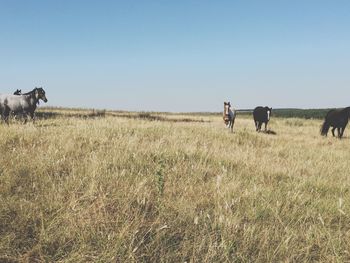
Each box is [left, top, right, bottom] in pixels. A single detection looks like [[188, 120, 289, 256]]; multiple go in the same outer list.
[[21, 88, 38, 95]]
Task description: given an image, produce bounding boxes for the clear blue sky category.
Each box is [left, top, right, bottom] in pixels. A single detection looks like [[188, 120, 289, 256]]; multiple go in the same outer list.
[[0, 0, 349, 112]]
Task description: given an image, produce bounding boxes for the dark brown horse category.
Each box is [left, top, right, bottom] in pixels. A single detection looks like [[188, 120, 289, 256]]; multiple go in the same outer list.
[[321, 107, 350, 138], [253, 106, 272, 132]]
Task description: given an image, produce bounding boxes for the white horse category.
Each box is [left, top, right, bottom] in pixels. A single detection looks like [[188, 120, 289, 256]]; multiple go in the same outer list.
[[223, 102, 236, 132], [0, 87, 48, 124]]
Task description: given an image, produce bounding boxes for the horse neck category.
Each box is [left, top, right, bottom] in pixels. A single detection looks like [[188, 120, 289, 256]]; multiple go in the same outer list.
[[229, 107, 235, 117], [23, 89, 36, 95], [23, 91, 39, 107]]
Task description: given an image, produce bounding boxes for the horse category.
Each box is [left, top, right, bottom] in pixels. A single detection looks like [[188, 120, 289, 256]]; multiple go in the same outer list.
[[253, 106, 272, 132], [13, 89, 22, 95], [0, 87, 48, 124], [320, 107, 350, 138], [223, 102, 236, 132]]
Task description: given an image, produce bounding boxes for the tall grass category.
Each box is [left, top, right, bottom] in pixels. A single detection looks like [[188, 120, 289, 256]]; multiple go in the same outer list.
[[1, 112, 350, 262]]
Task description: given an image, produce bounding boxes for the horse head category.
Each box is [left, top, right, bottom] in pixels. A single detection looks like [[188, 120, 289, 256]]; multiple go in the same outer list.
[[223, 101, 235, 125], [265, 106, 272, 121], [34, 87, 48, 104], [223, 102, 227, 112], [345, 107, 350, 118], [224, 102, 231, 115]]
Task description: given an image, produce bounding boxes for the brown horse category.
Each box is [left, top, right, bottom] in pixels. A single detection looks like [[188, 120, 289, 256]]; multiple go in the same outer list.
[[223, 102, 236, 132]]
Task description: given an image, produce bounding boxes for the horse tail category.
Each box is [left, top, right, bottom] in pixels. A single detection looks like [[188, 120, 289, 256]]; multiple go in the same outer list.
[[320, 120, 330, 136]]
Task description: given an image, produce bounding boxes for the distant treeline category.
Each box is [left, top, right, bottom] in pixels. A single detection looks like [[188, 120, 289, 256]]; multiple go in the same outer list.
[[270, 108, 331, 119], [237, 108, 331, 119], [184, 108, 333, 119]]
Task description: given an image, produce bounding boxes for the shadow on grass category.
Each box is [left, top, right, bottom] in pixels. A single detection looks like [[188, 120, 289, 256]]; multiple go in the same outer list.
[[263, 130, 277, 135], [34, 123, 64, 128], [33, 110, 209, 124], [35, 111, 61, 119], [113, 112, 209, 123], [36, 110, 106, 119]]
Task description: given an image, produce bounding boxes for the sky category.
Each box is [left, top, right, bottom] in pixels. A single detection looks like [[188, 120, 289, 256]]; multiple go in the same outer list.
[[0, 0, 349, 112]]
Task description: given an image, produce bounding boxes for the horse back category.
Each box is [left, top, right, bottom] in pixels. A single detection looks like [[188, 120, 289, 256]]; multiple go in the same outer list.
[[253, 106, 267, 122], [1, 94, 28, 112], [325, 109, 349, 126]]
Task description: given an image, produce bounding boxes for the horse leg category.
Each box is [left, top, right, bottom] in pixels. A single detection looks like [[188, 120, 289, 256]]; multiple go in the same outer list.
[[18, 110, 26, 124], [337, 127, 341, 138], [230, 118, 234, 133], [0, 108, 4, 124], [331, 127, 336, 137], [30, 111, 35, 124], [264, 122, 268, 131], [340, 126, 345, 138], [23, 113, 28, 124], [3, 108, 10, 125], [0, 112, 4, 124]]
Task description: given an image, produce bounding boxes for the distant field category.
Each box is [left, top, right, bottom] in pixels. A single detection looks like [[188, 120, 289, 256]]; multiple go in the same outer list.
[[233, 108, 331, 120], [37, 106, 333, 120], [1, 109, 350, 262]]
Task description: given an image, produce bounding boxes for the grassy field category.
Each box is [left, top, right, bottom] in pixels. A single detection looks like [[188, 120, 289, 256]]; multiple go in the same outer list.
[[1, 110, 350, 262]]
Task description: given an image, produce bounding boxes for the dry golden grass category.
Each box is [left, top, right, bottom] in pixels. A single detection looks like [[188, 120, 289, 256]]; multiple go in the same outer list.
[[1, 111, 350, 262]]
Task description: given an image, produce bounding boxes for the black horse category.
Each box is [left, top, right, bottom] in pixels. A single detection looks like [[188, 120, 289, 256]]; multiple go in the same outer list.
[[253, 106, 272, 132], [321, 107, 350, 138]]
